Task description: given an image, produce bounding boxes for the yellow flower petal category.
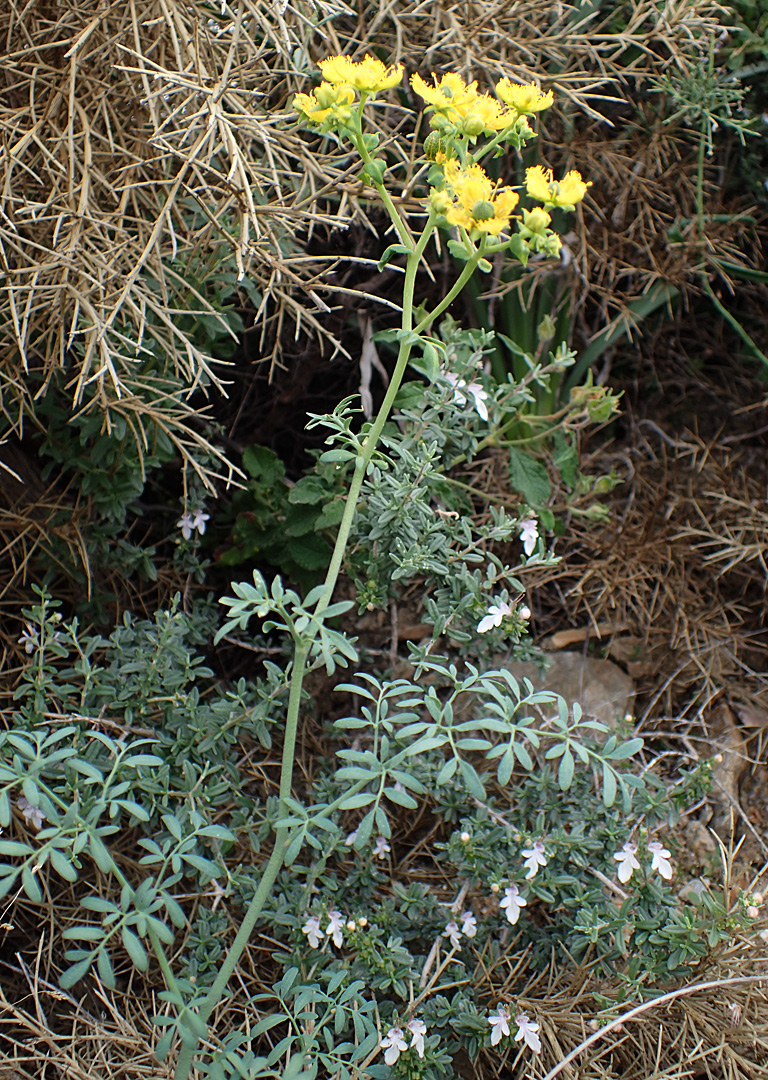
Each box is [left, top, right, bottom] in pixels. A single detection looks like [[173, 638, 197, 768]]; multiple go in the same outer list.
[[525, 165, 590, 208], [496, 79, 554, 114], [293, 83, 355, 125], [411, 71, 478, 119], [293, 91, 331, 123], [557, 170, 590, 206], [460, 94, 516, 134], [318, 54, 402, 93], [525, 165, 554, 203], [441, 161, 519, 234]]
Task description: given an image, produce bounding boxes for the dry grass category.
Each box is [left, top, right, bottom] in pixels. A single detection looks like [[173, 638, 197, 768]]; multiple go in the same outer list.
[[0, 0, 743, 490], [0, 0, 351, 489], [540, 415, 768, 721], [3, 2, 768, 1078]]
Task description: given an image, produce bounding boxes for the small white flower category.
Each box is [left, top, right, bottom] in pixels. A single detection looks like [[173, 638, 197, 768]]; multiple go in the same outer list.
[[326, 909, 345, 948], [374, 835, 391, 859], [515, 1012, 542, 1053], [614, 841, 641, 884], [177, 508, 209, 539], [445, 372, 489, 421], [177, 511, 195, 539], [465, 380, 489, 421], [647, 841, 673, 880], [16, 796, 46, 830], [488, 1005, 511, 1046], [499, 883, 527, 925], [519, 605, 531, 620], [380, 1025, 408, 1065], [407, 1018, 428, 1058], [460, 910, 477, 938], [519, 516, 539, 556], [521, 840, 547, 879], [302, 914, 323, 948], [477, 600, 512, 634], [18, 624, 39, 654], [191, 508, 210, 534], [344, 829, 359, 846], [442, 920, 462, 949], [460, 830, 471, 843]]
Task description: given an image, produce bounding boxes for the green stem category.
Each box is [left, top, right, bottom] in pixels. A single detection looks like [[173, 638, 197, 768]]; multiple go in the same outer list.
[[353, 128, 412, 249], [413, 245, 486, 337], [173, 645, 308, 1080], [173, 215, 449, 1080], [314, 213, 438, 621]]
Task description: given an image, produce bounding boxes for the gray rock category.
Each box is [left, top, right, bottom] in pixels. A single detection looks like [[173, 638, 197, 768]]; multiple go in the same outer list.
[[498, 651, 635, 727]]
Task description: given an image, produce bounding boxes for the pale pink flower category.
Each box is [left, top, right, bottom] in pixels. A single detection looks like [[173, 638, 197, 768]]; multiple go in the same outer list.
[[445, 371, 489, 421], [499, 883, 527, 925], [521, 840, 547, 879], [443, 920, 462, 949], [515, 1012, 541, 1053], [374, 835, 391, 859], [478, 601, 512, 634], [18, 624, 38, 654], [302, 914, 322, 948], [460, 910, 477, 938], [614, 841, 641, 884], [648, 841, 673, 880], [325, 910, 345, 947], [380, 1026, 408, 1065], [519, 516, 538, 556], [407, 1018, 428, 1058], [16, 796, 46, 830], [177, 508, 209, 539], [488, 1005, 511, 1046]]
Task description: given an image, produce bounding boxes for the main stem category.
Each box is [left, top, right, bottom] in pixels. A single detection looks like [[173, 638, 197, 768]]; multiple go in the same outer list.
[[173, 207, 487, 1080]]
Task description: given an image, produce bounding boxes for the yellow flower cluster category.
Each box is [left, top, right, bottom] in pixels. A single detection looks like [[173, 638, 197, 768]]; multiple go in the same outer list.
[[293, 54, 403, 126], [318, 54, 403, 93], [411, 71, 552, 136], [435, 160, 519, 236], [293, 82, 355, 125], [525, 165, 590, 209], [496, 79, 554, 115]]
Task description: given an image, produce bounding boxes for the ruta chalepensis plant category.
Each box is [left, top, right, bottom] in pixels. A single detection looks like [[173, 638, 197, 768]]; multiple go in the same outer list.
[[9, 54, 720, 1080], [170, 54, 600, 1079]]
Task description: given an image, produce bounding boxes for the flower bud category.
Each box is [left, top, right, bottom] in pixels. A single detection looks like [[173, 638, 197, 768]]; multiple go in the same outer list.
[[471, 199, 496, 222], [461, 112, 486, 137], [429, 189, 451, 214]]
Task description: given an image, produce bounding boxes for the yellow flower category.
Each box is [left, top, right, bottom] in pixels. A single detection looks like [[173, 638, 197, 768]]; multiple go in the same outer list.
[[318, 54, 403, 93], [459, 93, 516, 135], [558, 170, 591, 206], [411, 72, 479, 120], [440, 160, 519, 235], [293, 82, 355, 124], [525, 165, 590, 209], [496, 80, 554, 115]]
